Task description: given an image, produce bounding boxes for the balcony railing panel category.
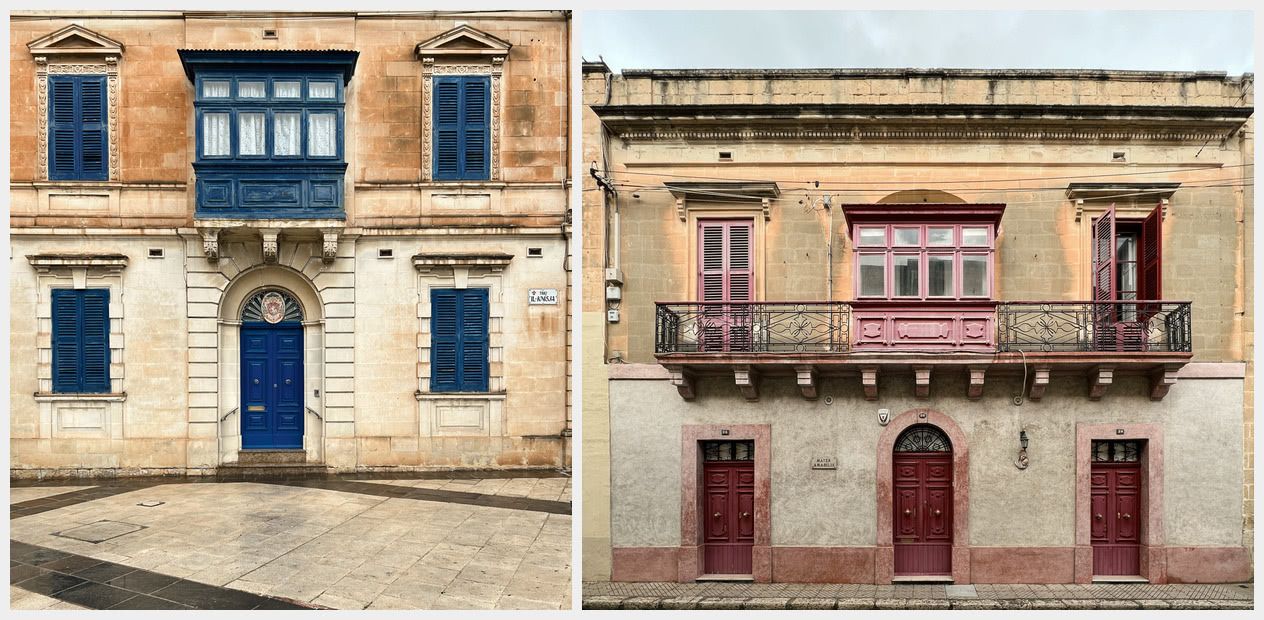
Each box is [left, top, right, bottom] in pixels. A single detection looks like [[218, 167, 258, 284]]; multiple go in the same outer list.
[[996, 301, 1192, 353], [656, 300, 1193, 355], [655, 302, 850, 354]]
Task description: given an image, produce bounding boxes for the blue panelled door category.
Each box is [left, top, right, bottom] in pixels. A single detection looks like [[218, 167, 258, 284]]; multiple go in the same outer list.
[[241, 323, 304, 449]]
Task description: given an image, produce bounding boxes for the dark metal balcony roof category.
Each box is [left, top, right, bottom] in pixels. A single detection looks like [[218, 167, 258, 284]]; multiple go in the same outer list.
[[177, 49, 359, 83]]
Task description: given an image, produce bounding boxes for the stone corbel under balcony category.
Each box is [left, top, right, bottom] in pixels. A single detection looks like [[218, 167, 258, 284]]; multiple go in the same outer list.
[[667, 365, 696, 400], [1027, 365, 1051, 401], [734, 365, 759, 401], [795, 365, 818, 400], [861, 367, 879, 401], [913, 367, 932, 399], [1088, 365, 1114, 401], [1150, 365, 1180, 401], [193, 220, 346, 263], [967, 366, 987, 400]]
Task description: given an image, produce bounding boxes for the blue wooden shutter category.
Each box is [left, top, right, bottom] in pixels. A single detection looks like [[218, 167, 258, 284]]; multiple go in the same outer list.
[[459, 289, 490, 391], [51, 290, 81, 392], [79, 77, 108, 180], [80, 289, 111, 392], [48, 76, 108, 181], [50, 289, 110, 393], [433, 78, 462, 180], [430, 289, 460, 391], [461, 77, 490, 180]]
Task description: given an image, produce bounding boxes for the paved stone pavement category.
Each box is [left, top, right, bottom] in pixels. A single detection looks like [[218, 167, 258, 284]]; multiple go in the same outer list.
[[10, 474, 571, 610], [583, 581, 1254, 610]]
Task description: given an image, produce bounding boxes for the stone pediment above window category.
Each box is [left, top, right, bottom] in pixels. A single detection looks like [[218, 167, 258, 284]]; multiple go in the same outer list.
[[412, 252, 513, 276], [1067, 182, 1176, 221], [27, 253, 128, 273], [667, 181, 780, 221], [28, 25, 124, 61], [415, 25, 512, 61]]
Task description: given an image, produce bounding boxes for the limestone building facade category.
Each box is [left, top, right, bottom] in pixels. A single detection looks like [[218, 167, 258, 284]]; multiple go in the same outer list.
[[582, 65, 1252, 584], [10, 11, 572, 476]]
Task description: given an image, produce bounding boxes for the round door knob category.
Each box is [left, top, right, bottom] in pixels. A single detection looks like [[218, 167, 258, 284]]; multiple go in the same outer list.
[[1095, 513, 1103, 520], [253, 379, 259, 384], [285, 379, 292, 385], [741, 512, 750, 518], [1122, 513, 1131, 520], [933, 509, 942, 516], [714, 512, 721, 518], [903, 509, 912, 516]]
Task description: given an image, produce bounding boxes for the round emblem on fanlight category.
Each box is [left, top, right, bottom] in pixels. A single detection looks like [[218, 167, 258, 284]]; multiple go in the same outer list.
[[261, 292, 286, 324]]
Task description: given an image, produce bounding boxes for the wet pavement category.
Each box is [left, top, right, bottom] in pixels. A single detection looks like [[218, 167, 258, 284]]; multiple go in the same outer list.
[[583, 581, 1254, 610], [10, 472, 571, 610]]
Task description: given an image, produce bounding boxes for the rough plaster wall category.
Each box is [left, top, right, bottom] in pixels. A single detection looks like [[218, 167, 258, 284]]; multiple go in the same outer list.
[[609, 374, 1243, 549]]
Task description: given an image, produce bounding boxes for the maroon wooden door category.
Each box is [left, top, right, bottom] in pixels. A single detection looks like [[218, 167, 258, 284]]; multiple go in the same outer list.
[[893, 454, 953, 575], [703, 460, 755, 575], [1091, 462, 1142, 576]]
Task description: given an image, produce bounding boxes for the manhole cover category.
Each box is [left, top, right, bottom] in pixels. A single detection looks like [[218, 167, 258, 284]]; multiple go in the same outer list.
[[53, 520, 146, 543]]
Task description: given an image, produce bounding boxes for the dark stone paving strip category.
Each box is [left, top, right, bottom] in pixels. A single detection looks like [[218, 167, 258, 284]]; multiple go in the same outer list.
[[12, 471, 571, 519], [273, 478, 572, 514], [11, 467, 565, 488], [10, 540, 312, 610]]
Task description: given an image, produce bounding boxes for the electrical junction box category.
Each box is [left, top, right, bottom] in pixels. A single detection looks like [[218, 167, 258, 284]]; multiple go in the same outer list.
[[604, 268, 624, 285], [606, 285, 622, 301], [607, 309, 620, 323]]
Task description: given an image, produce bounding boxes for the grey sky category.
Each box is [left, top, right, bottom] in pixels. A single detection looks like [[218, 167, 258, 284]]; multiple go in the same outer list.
[[582, 11, 1254, 74]]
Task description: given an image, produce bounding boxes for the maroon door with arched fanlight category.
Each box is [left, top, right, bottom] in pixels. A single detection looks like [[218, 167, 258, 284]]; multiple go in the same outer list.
[[1091, 440, 1143, 576], [893, 426, 953, 576]]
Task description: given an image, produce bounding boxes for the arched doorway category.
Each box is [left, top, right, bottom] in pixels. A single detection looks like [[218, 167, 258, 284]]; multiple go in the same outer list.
[[893, 424, 953, 577], [239, 289, 304, 449]]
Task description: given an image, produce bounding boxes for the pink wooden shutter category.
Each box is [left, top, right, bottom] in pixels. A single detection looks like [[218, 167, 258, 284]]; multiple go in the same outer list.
[[699, 222, 727, 301], [726, 221, 753, 302], [1140, 204, 1162, 301], [1092, 205, 1116, 302]]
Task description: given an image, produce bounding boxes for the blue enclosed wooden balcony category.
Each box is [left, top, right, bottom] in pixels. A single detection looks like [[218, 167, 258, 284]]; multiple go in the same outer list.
[[653, 300, 1192, 402]]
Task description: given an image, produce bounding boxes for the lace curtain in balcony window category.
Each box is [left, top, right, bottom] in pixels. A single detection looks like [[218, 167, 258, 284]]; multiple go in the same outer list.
[[308, 113, 336, 157], [238, 112, 265, 156], [203, 113, 230, 156], [274, 112, 301, 156]]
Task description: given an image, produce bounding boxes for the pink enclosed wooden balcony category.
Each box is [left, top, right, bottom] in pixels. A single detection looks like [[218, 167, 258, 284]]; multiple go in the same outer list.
[[654, 300, 1192, 402]]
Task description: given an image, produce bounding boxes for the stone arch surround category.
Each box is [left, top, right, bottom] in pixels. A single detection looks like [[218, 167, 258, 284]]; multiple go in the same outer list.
[[876, 408, 971, 583]]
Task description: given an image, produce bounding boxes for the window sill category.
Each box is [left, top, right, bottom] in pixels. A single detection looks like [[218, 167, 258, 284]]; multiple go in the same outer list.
[[34, 392, 127, 402], [415, 391, 506, 401]]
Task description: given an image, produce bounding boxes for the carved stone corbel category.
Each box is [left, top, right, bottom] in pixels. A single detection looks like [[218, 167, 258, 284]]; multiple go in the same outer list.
[[321, 229, 340, 264], [794, 365, 817, 400], [199, 228, 221, 262], [1027, 365, 1051, 401], [260, 230, 280, 264], [967, 366, 987, 400], [761, 197, 771, 221], [668, 365, 695, 401], [1149, 365, 1179, 401], [734, 365, 759, 402], [861, 367, 879, 401], [676, 198, 686, 221], [914, 367, 931, 400], [1088, 365, 1114, 401]]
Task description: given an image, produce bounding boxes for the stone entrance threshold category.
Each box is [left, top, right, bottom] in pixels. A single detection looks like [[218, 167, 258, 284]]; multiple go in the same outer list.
[[11, 472, 571, 610], [582, 581, 1254, 610]]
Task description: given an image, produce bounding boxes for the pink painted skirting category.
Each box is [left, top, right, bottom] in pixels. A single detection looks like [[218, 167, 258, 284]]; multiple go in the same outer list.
[[771, 547, 876, 583], [1164, 547, 1253, 583], [611, 545, 1251, 584], [969, 547, 1076, 583], [611, 547, 678, 582]]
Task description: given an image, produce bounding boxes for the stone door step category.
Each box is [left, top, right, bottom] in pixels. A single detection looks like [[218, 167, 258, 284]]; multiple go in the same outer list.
[[893, 576, 954, 583], [237, 449, 307, 465], [697, 574, 754, 582], [1093, 575, 1149, 583]]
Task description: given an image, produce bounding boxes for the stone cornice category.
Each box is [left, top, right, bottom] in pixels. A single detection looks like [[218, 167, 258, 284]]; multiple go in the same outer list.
[[596, 103, 1252, 143], [27, 253, 129, 273]]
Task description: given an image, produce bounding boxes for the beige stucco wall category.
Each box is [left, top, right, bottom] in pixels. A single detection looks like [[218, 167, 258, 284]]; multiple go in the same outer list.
[[608, 371, 1244, 549]]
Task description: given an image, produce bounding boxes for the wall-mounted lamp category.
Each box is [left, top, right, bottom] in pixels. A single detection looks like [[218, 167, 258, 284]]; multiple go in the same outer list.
[[1015, 429, 1030, 470]]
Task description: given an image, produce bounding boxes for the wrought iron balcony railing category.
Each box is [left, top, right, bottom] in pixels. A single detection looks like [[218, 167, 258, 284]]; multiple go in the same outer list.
[[655, 300, 1193, 355], [655, 301, 851, 354], [996, 300, 1192, 353]]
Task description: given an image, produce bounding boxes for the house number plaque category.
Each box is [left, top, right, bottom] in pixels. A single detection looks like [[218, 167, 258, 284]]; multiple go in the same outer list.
[[811, 457, 838, 470]]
